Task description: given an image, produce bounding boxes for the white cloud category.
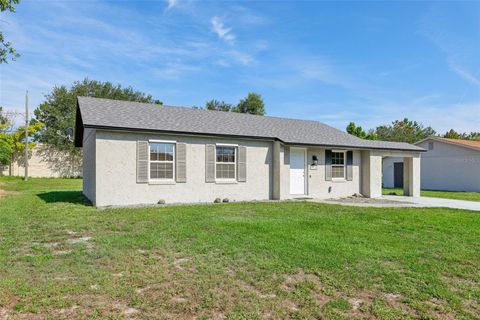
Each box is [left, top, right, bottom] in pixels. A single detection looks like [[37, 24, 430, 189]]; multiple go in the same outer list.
[[166, 0, 178, 10], [152, 62, 201, 80], [211, 16, 235, 43], [417, 6, 480, 88], [449, 65, 480, 87]]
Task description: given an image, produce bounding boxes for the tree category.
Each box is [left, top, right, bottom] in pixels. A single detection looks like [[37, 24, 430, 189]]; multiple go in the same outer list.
[[375, 118, 435, 144], [234, 92, 265, 115], [0, 120, 44, 171], [34, 78, 162, 166], [205, 99, 233, 112], [0, 106, 9, 131], [1, 0, 20, 63], [0, 138, 11, 165], [346, 122, 377, 140], [0, 106, 13, 166], [443, 129, 462, 139], [443, 129, 480, 141]]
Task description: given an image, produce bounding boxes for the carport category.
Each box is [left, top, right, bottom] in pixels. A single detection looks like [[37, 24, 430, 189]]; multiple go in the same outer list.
[[361, 150, 421, 198]]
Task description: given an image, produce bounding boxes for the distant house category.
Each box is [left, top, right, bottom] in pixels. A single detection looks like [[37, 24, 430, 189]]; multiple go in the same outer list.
[[0, 143, 81, 178], [74, 97, 424, 207], [383, 137, 480, 192]]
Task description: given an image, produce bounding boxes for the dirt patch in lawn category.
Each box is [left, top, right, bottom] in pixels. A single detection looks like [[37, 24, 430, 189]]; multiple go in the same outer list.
[[0, 189, 20, 198], [278, 269, 424, 318]]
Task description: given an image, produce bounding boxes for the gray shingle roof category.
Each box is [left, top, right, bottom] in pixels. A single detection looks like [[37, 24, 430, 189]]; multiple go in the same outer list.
[[75, 96, 424, 152]]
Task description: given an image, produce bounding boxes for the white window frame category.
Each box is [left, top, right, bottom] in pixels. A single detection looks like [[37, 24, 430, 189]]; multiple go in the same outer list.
[[148, 142, 176, 182], [331, 150, 346, 180], [215, 144, 237, 181]]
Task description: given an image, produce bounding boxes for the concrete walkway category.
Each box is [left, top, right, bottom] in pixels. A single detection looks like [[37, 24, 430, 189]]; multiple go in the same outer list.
[[382, 195, 480, 211]]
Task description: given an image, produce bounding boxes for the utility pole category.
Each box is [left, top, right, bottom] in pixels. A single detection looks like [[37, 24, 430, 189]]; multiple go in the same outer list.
[[24, 90, 29, 181]]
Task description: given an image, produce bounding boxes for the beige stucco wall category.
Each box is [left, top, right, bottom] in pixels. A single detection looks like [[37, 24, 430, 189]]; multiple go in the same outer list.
[[416, 140, 480, 192], [278, 147, 361, 199], [93, 130, 274, 207], [84, 130, 423, 206], [82, 128, 96, 204], [0, 143, 82, 178]]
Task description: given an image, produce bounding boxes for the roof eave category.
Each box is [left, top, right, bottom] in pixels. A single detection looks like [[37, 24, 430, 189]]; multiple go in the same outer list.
[[82, 124, 424, 152]]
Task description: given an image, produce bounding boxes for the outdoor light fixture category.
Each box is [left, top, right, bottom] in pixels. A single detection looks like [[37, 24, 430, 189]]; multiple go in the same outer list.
[[312, 155, 318, 166]]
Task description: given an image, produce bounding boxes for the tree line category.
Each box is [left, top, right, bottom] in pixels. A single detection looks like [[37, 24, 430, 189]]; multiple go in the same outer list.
[[346, 120, 480, 144]]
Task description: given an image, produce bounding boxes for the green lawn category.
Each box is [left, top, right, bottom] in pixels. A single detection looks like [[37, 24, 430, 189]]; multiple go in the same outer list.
[[383, 188, 480, 202], [1, 177, 479, 319]]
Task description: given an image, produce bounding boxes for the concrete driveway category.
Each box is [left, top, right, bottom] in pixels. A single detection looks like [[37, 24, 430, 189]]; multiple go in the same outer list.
[[382, 195, 480, 211]]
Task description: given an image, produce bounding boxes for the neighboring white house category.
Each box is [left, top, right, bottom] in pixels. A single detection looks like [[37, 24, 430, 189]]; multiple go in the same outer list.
[[383, 137, 480, 192], [74, 97, 424, 207], [0, 143, 81, 178]]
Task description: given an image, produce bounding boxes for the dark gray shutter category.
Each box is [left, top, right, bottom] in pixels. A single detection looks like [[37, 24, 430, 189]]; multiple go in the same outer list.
[[237, 146, 247, 182], [325, 150, 332, 181], [205, 144, 215, 182], [176, 143, 187, 183], [284, 146, 290, 165], [136, 141, 149, 183], [346, 151, 353, 181]]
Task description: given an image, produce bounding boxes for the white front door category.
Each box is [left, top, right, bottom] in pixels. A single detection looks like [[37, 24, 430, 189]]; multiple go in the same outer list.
[[290, 148, 306, 195]]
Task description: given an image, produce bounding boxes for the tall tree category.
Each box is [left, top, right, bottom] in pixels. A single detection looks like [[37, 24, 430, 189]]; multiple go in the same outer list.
[[346, 122, 377, 140], [0, 0, 20, 63], [234, 92, 265, 115], [375, 118, 435, 144], [34, 78, 162, 164], [205, 99, 233, 112]]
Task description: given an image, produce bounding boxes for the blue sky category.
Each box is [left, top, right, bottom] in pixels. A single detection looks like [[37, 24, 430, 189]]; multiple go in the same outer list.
[[1, 0, 479, 133]]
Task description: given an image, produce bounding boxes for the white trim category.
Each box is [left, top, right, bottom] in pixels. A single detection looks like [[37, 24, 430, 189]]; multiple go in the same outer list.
[[331, 150, 346, 180], [215, 180, 238, 184], [148, 180, 176, 185], [289, 147, 308, 196], [214, 145, 237, 181], [215, 143, 239, 147], [149, 139, 177, 143], [148, 142, 176, 183]]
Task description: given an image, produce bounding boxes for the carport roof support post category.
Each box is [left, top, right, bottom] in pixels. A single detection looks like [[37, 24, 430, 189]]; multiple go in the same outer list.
[[361, 150, 382, 198], [403, 156, 420, 197]]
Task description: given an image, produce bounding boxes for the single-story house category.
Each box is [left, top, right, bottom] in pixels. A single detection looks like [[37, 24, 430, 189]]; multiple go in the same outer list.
[[383, 137, 480, 192], [74, 97, 424, 207]]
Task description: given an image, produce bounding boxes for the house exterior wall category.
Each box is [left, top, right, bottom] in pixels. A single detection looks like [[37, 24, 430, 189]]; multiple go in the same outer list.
[[416, 140, 480, 192], [84, 130, 422, 207], [0, 143, 82, 178], [278, 147, 361, 199], [82, 128, 96, 204], [93, 130, 274, 207]]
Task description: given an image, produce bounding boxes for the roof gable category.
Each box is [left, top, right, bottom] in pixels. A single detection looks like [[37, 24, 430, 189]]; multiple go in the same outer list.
[[416, 137, 480, 152]]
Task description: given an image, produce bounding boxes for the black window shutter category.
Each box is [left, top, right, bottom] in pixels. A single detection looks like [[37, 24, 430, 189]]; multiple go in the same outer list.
[[346, 151, 353, 181], [325, 150, 332, 181]]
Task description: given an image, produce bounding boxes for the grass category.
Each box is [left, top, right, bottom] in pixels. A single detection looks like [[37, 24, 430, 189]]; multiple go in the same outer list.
[[0, 177, 479, 319], [383, 187, 480, 202]]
